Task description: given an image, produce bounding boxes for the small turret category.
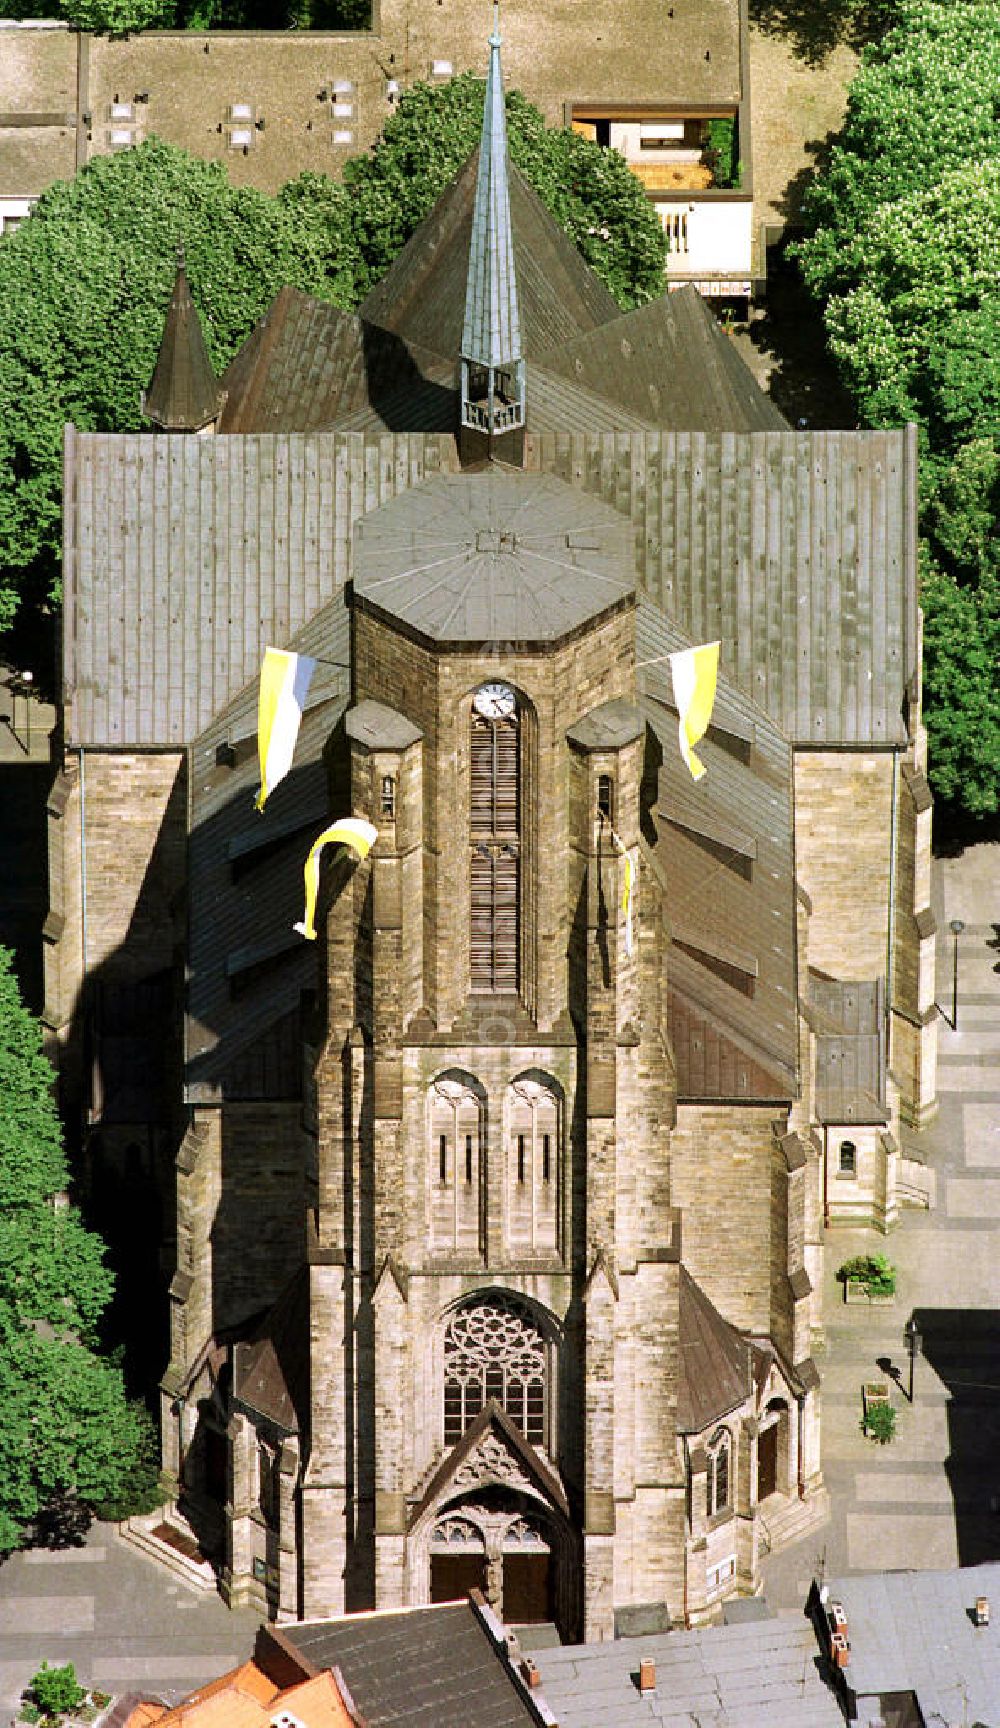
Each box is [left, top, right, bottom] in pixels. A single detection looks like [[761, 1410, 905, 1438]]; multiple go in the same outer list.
[[460, 4, 525, 457], [142, 242, 226, 433]]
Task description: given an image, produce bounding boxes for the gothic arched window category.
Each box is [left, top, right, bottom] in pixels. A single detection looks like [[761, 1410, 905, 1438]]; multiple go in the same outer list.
[[470, 691, 520, 995], [443, 1295, 548, 1447], [507, 1076, 560, 1252], [707, 1428, 732, 1518], [429, 1075, 484, 1252]]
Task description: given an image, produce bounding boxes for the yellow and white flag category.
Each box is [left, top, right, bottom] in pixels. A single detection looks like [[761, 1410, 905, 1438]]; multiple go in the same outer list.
[[669, 641, 720, 782], [255, 647, 317, 812], [608, 825, 635, 958], [293, 818, 378, 941]]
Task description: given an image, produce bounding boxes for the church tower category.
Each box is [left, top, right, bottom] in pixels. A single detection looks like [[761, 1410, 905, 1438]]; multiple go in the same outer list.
[[141, 243, 226, 433], [459, 6, 526, 465]]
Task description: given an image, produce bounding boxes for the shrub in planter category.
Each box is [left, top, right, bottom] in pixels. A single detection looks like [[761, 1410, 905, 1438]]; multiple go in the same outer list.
[[837, 1254, 898, 1298], [29, 1664, 87, 1720], [864, 1400, 897, 1445]]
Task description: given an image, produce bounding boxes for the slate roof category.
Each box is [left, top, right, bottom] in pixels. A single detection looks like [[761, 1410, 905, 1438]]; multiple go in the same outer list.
[[280, 1602, 540, 1728], [360, 151, 620, 366], [233, 1267, 309, 1431], [219, 290, 457, 436], [184, 591, 349, 1101], [544, 291, 787, 434], [353, 469, 635, 645], [824, 1564, 1000, 1726], [809, 972, 888, 1126], [527, 1617, 844, 1728], [677, 1266, 752, 1434], [638, 605, 798, 1101], [62, 429, 457, 748], [142, 253, 225, 433], [535, 425, 919, 747]]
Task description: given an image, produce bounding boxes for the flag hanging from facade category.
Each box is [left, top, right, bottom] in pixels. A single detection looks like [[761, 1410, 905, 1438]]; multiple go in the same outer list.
[[669, 641, 720, 782], [607, 825, 635, 958], [255, 647, 317, 812], [293, 818, 378, 941]]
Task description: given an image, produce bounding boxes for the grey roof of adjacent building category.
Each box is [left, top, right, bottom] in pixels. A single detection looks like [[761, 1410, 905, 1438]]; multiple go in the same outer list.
[[544, 290, 787, 434], [638, 603, 798, 1101], [527, 1616, 844, 1727], [184, 592, 350, 1102], [535, 425, 919, 747], [461, 15, 522, 373], [824, 1564, 1000, 1725], [280, 1601, 540, 1728], [677, 1266, 752, 1433], [353, 468, 635, 645], [808, 972, 888, 1126], [142, 252, 225, 433], [63, 428, 458, 748]]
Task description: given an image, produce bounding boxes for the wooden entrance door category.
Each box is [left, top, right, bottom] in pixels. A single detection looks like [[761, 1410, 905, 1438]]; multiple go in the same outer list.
[[430, 1551, 489, 1603], [503, 1552, 552, 1623], [757, 1423, 778, 1500]]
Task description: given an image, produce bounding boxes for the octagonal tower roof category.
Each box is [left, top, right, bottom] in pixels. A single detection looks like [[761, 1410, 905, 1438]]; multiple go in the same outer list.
[[352, 468, 635, 645]]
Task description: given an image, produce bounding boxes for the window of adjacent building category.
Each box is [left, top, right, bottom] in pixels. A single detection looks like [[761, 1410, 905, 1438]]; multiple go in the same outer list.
[[443, 1294, 548, 1447], [707, 1428, 731, 1518], [259, 1440, 279, 1525], [470, 704, 520, 994], [380, 773, 396, 818], [597, 773, 614, 821], [430, 1075, 483, 1252], [507, 1077, 560, 1252], [839, 1140, 857, 1177]]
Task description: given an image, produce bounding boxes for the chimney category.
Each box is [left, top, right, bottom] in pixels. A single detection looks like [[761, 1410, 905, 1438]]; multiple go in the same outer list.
[[830, 1632, 850, 1670], [519, 1658, 542, 1689], [638, 1658, 656, 1696], [975, 1596, 990, 1627]]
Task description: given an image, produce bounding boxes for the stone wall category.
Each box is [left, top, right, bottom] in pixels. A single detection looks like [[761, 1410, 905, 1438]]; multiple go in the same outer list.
[[794, 751, 893, 979], [669, 1104, 781, 1335]]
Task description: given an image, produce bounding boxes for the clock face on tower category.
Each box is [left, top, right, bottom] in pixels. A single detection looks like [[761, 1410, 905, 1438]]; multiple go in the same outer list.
[[473, 682, 516, 719]]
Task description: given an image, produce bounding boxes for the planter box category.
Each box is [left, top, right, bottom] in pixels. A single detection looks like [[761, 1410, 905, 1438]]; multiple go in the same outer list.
[[844, 1280, 896, 1305], [863, 1382, 891, 1417]]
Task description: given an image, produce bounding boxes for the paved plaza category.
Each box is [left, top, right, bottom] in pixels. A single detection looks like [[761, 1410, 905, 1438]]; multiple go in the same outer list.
[[763, 839, 1000, 1609]]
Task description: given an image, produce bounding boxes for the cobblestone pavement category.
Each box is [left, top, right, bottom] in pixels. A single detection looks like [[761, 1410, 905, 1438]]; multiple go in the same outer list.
[[0, 1523, 259, 1715], [763, 841, 1000, 1611]]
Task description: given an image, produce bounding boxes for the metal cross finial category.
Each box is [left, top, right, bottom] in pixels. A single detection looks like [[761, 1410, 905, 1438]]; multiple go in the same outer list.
[[176, 237, 186, 273], [490, 1, 500, 47]]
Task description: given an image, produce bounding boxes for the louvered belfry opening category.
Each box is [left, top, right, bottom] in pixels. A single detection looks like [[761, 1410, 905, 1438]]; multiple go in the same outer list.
[[470, 708, 520, 994]]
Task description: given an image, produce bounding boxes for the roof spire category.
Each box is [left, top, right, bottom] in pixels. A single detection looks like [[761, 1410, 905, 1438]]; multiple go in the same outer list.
[[460, 2, 525, 443], [141, 245, 226, 433]]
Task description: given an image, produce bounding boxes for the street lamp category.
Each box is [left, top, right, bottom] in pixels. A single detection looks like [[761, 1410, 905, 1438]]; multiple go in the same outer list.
[[949, 918, 965, 1031], [21, 668, 33, 756], [904, 1317, 922, 1403]]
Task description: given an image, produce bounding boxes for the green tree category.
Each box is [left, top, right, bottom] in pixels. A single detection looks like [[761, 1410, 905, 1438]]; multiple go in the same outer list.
[[29, 1665, 87, 1720], [0, 947, 151, 1553], [794, 0, 1000, 819], [344, 73, 666, 307], [0, 139, 361, 633]]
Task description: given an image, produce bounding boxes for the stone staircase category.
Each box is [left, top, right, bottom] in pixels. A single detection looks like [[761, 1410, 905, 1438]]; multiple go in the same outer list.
[[758, 1486, 831, 1557], [119, 1500, 219, 1594]]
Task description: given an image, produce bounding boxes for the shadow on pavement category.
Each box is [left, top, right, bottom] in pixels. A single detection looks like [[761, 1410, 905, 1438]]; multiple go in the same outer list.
[[911, 1308, 1000, 1567]]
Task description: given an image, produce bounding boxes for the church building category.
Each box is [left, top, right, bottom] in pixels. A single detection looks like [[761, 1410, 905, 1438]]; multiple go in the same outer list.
[[45, 23, 937, 1638]]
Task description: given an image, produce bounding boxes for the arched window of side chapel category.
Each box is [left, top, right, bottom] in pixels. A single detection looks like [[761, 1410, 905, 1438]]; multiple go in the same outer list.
[[470, 682, 520, 995]]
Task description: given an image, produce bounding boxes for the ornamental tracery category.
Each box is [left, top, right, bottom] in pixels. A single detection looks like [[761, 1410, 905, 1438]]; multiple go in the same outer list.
[[443, 1295, 548, 1446]]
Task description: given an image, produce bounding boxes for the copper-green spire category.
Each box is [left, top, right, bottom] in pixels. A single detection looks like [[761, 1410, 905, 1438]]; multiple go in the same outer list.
[[460, 4, 525, 439], [142, 243, 225, 433]]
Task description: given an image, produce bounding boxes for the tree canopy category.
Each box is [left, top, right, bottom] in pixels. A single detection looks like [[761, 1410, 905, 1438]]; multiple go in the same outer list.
[[794, 0, 1000, 820], [0, 947, 151, 1552], [0, 88, 663, 648]]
